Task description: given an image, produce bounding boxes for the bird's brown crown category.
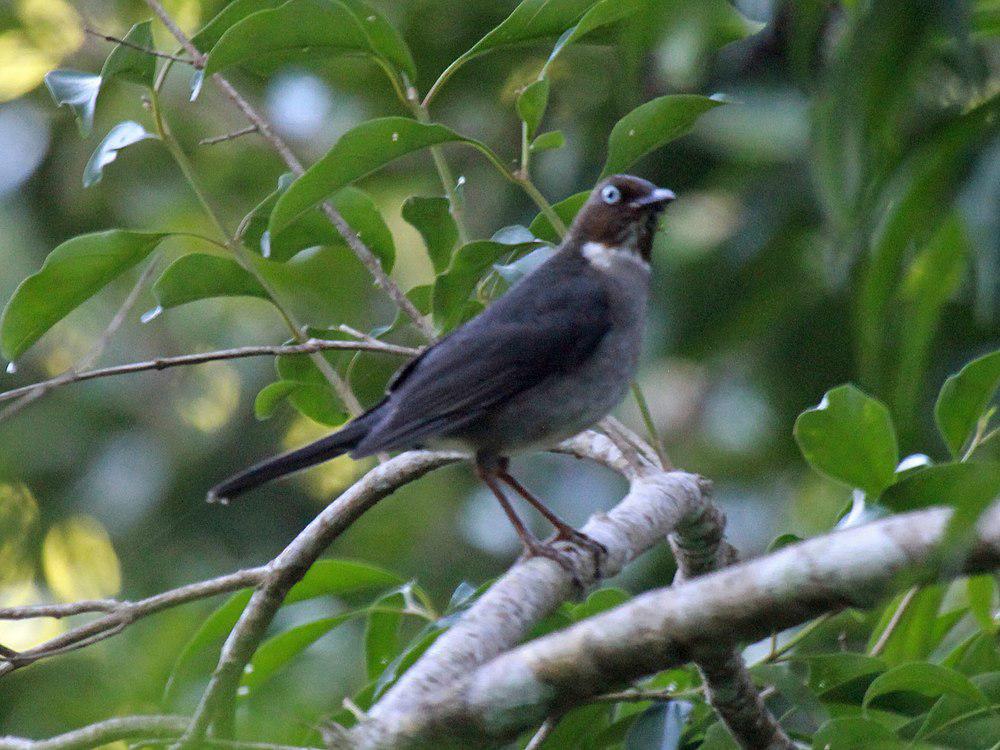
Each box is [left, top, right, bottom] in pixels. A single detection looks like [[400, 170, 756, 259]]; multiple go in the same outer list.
[[569, 175, 675, 262]]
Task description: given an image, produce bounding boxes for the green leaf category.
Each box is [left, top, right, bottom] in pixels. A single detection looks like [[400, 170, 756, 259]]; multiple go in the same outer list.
[[338, 0, 417, 80], [288, 384, 349, 425], [601, 94, 725, 177], [766, 533, 803, 553], [365, 587, 410, 679], [204, 0, 370, 75], [812, 717, 895, 749], [372, 624, 443, 698], [402, 196, 459, 274], [432, 0, 597, 98], [793, 384, 899, 496], [254, 380, 300, 420], [528, 190, 588, 242], [891, 214, 969, 429], [530, 130, 565, 153], [191, 0, 284, 51], [863, 663, 987, 709], [270, 118, 487, 235], [165, 559, 400, 704], [935, 349, 1000, 458], [1, 231, 166, 360], [243, 612, 357, 691], [854, 94, 1000, 390], [806, 653, 885, 695], [568, 587, 630, 621], [542, 0, 642, 76], [967, 575, 997, 634], [245, 177, 395, 268], [83, 121, 156, 188], [204, 0, 415, 80], [43, 70, 102, 136], [866, 587, 946, 666], [881, 462, 1000, 562], [153, 254, 268, 310], [492, 245, 556, 288], [164, 589, 253, 705], [433, 235, 542, 331], [517, 79, 549, 138], [99, 20, 156, 89]]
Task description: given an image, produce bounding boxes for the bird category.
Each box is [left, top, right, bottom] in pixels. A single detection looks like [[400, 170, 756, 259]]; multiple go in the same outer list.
[[209, 174, 675, 568]]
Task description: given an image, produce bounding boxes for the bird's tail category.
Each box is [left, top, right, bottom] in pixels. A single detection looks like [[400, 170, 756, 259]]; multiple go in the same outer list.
[[208, 419, 371, 503]]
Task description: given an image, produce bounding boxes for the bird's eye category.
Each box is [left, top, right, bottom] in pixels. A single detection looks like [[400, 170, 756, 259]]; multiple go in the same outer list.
[[600, 184, 621, 204]]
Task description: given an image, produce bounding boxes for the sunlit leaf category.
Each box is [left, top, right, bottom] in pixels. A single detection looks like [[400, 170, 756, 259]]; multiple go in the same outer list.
[[568, 587, 630, 621], [516, 79, 549, 138], [0, 483, 40, 587], [0, 230, 166, 359], [935, 349, 1000, 459], [402, 196, 459, 274], [270, 118, 491, 235], [601, 94, 725, 177], [43, 69, 101, 136], [863, 663, 986, 709], [83, 121, 156, 187], [966, 575, 997, 634], [42, 515, 121, 601], [793, 385, 898, 496], [99, 20, 156, 89]]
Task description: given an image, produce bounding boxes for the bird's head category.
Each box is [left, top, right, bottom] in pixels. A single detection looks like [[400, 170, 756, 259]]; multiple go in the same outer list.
[[569, 175, 675, 265]]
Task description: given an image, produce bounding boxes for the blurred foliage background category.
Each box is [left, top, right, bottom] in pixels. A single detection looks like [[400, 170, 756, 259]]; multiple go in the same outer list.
[[0, 0, 997, 747]]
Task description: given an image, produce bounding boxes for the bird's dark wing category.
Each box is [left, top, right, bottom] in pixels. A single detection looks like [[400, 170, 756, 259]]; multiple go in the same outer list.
[[353, 257, 610, 455]]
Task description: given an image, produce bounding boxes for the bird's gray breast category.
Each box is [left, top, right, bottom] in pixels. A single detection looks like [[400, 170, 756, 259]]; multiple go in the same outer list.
[[458, 259, 649, 455]]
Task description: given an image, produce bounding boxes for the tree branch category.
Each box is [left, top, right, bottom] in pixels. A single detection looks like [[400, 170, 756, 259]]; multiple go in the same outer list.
[[0, 338, 419, 405], [354, 501, 1000, 748], [84, 27, 196, 65], [0, 567, 267, 677], [350, 444, 721, 748], [669, 494, 793, 749]]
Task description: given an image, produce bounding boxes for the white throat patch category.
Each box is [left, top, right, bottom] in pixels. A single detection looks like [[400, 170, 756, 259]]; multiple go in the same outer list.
[[581, 241, 650, 272]]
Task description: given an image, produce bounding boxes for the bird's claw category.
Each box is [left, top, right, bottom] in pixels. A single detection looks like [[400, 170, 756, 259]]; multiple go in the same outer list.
[[520, 529, 607, 585]]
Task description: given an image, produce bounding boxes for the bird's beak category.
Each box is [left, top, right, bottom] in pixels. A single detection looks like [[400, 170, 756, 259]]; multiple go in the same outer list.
[[631, 187, 676, 210]]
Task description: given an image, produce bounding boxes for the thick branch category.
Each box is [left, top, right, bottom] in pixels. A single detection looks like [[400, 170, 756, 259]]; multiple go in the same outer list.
[[368, 502, 1000, 748], [0, 339, 418, 405], [669, 504, 792, 749], [350, 447, 718, 748]]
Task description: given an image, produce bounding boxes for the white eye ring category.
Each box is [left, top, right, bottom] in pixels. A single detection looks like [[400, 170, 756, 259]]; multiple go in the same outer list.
[[600, 184, 621, 204]]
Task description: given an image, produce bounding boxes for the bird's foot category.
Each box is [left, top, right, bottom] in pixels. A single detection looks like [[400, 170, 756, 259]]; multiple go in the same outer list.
[[552, 526, 607, 579]]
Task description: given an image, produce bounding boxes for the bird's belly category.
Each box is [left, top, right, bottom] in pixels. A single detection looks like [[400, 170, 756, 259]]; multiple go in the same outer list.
[[445, 325, 642, 455]]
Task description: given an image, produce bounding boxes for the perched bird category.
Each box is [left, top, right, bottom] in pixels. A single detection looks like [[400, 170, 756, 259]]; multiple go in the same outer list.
[[209, 174, 675, 566]]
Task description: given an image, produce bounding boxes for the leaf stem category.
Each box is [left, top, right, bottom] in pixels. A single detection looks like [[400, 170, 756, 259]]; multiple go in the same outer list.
[[630, 381, 669, 467], [758, 612, 833, 663]]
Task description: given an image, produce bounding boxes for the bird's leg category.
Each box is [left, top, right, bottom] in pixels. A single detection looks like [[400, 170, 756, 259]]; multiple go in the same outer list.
[[475, 462, 576, 575], [496, 460, 607, 574]]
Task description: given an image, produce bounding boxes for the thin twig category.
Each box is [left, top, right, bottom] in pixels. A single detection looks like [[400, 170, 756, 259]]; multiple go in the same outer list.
[[0, 339, 419, 405], [199, 126, 258, 146], [0, 258, 159, 421], [0, 567, 266, 677], [523, 716, 560, 750], [84, 27, 197, 65], [869, 585, 919, 657]]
